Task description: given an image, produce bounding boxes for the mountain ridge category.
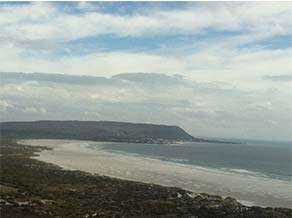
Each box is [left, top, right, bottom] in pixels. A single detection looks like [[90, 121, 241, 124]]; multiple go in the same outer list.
[[0, 120, 202, 144]]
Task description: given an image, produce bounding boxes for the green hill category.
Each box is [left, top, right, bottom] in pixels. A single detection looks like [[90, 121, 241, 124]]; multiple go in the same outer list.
[[0, 120, 201, 144]]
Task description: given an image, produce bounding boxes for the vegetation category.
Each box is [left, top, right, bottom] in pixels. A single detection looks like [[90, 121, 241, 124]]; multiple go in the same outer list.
[[0, 120, 199, 143], [0, 139, 291, 218]]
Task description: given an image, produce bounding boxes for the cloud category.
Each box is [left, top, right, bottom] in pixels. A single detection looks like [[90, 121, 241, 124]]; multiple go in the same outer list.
[[0, 2, 291, 140], [0, 47, 186, 77], [0, 72, 117, 86], [113, 73, 186, 87], [1, 2, 291, 42], [0, 100, 14, 112], [0, 2, 291, 86], [263, 75, 292, 82], [1, 72, 291, 140], [1, 42, 291, 91]]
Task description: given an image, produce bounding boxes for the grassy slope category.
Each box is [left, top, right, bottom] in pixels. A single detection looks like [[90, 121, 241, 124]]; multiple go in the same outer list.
[[0, 121, 197, 143]]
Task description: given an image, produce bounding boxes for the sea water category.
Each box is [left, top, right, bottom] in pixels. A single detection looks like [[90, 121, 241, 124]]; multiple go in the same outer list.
[[89, 139, 292, 182]]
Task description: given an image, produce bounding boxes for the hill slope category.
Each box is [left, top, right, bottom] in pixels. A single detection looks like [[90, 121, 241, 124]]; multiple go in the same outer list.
[[0, 120, 200, 143]]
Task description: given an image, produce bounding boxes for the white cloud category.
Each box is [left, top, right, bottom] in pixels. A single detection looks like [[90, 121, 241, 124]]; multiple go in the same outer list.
[[77, 2, 100, 12], [0, 2, 55, 25], [1, 41, 291, 92], [1, 72, 291, 141], [1, 2, 292, 42], [0, 2, 291, 140], [0, 100, 14, 112], [1, 2, 291, 86]]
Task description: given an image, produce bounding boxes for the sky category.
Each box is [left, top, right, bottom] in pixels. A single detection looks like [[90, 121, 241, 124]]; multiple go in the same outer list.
[[0, 1, 292, 141]]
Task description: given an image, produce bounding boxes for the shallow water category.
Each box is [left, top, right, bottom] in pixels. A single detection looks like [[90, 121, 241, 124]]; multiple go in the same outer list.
[[92, 139, 292, 181]]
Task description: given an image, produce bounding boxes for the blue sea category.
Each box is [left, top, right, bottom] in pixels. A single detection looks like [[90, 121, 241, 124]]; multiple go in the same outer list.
[[89, 139, 292, 181]]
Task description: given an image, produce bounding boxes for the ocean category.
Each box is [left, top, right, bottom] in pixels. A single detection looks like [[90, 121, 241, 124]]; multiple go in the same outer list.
[[24, 139, 291, 207], [89, 139, 292, 182]]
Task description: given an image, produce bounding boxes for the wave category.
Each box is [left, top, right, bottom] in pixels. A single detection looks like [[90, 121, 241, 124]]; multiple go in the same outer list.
[[220, 168, 267, 177]]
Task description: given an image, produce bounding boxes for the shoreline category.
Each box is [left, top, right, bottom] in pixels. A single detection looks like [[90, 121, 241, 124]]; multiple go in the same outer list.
[[18, 139, 292, 209]]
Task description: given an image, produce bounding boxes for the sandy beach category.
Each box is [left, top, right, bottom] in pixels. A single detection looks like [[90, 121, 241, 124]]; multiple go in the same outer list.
[[19, 139, 292, 208]]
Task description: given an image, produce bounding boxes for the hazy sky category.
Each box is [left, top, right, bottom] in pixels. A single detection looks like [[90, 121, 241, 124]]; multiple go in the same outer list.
[[0, 2, 291, 141]]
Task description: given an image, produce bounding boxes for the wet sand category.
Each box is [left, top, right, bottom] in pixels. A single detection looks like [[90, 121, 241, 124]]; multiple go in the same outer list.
[[19, 139, 292, 208]]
